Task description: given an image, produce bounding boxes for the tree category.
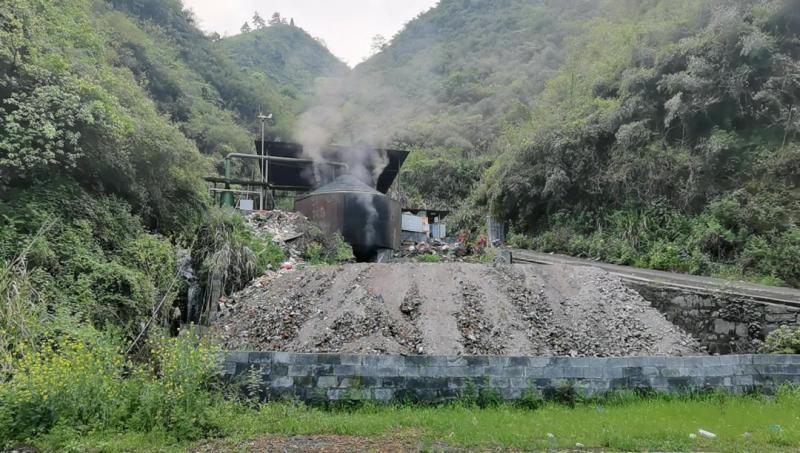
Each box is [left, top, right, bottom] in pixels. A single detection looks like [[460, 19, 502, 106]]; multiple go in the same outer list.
[[240, 21, 251, 33], [269, 12, 281, 26], [252, 11, 266, 29], [369, 34, 387, 57], [290, 18, 295, 27]]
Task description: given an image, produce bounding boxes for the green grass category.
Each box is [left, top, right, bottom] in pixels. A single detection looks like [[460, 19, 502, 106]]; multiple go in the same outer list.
[[417, 254, 443, 263], [30, 389, 800, 452]]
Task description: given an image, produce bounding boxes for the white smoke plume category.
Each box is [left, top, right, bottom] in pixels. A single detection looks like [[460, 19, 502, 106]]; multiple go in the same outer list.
[[295, 70, 411, 188]]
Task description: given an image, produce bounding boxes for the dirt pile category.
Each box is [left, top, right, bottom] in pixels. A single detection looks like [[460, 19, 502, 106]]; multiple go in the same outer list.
[[211, 262, 702, 357]]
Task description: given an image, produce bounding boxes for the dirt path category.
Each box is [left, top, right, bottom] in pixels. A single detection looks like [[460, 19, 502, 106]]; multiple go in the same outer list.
[[194, 434, 421, 453], [212, 262, 701, 357]]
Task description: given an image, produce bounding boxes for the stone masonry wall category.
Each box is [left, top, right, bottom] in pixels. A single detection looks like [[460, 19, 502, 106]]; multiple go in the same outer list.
[[632, 284, 800, 354], [223, 352, 800, 403]]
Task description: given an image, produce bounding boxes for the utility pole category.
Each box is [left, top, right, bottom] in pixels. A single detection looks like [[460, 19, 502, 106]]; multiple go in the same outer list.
[[258, 112, 272, 210]]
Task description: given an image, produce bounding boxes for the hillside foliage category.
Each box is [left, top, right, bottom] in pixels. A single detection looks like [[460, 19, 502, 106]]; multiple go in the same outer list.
[[311, 0, 800, 286], [0, 1, 345, 446], [487, 0, 800, 286]]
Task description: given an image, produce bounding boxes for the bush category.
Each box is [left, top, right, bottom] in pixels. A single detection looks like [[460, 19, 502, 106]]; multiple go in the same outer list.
[[250, 235, 288, 271], [503, 202, 799, 288], [418, 254, 443, 263], [507, 232, 534, 249], [301, 231, 354, 265], [0, 331, 221, 446], [0, 183, 183, 340], [191, 208, 263, 296], [517, 385, 544, 410], [760, 326, 800, 354]]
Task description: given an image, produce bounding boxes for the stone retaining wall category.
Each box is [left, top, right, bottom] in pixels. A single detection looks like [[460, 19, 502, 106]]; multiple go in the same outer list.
[[223, 352, 800, 403], [632, 284, 800, 354]]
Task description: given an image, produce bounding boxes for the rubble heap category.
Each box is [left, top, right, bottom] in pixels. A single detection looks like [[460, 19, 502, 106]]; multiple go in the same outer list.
[[245, 211, 313, 263], [211, 262, 702, 357], [244, 210, 353, 266]]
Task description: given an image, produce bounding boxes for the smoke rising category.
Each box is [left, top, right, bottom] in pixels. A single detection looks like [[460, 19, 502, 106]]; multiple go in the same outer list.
[[295, 72, 411, 188]]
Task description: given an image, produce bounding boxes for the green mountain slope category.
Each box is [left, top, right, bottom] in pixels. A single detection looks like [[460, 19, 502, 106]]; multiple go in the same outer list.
[[482, 0, 800, 286], [0, 0, 343, 361], [355, 0, 603, 150], [221, 24, 349, 95], [296, 0, 800, 286], [296, 0, 605, 210]]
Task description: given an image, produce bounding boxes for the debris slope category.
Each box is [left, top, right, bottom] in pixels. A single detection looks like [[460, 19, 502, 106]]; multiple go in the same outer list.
[[212, 263, 701, 357]]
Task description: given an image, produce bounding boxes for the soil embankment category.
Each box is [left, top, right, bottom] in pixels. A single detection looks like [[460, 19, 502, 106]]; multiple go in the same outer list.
[[212, 263, 700, 357]]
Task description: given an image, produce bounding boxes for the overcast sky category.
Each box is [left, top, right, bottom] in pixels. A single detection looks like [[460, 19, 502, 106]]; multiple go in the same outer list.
[[182, 0, 439, 67]]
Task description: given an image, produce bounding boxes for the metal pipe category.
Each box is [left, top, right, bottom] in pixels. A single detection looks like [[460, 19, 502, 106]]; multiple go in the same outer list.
[[224, 153, 349, 170], [221, 158, 234, 207], [259, 117, 266, 210], [210, 188, 262, 195]]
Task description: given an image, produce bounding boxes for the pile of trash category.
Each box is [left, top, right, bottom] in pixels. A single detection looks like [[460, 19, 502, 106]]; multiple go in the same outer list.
[[395, 233, 491, 262], [244, 210, 353, 268], [246, 210, 309, 243], [395, 240, 466, 261]]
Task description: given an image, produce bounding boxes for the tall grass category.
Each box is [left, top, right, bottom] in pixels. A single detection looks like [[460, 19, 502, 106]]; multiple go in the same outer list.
[[39, 387, 800, 452]]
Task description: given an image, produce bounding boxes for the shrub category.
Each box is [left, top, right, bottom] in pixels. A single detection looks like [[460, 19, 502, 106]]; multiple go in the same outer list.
[[0, 331, 221, 446], [517, 385, 544, 410], [301, 230, 354, 265], [507, 232, 534, 249], [760, 326, 800, 354], [418, 254, 443, 263], [191, 208, 261, 296], [551, 381, 579, 407], [742, 230, 800, 287], [249, 235, 287, 271]]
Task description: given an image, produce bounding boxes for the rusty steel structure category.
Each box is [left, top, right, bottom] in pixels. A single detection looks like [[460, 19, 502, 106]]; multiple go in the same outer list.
[[295, 175, 401, 260]]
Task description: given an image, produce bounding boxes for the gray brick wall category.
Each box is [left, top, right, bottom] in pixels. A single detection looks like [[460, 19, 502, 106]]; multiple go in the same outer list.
[[632, 284, 799, 354], [222, 352, 800, 403]]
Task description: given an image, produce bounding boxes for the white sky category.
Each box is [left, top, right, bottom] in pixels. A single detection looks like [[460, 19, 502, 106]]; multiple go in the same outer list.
[[182, 0, 439, 67]]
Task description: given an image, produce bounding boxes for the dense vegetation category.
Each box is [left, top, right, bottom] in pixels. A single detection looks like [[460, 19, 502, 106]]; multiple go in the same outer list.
[[488, 0, 800, 287], [221, 24, 348, 99], [1, 0, 799, 449], [313, 0, 800, 287], [0, 0, 346, 446]]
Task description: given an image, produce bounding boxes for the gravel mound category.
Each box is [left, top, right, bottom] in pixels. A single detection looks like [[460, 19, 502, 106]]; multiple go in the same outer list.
[[211, 262, 701, 357]]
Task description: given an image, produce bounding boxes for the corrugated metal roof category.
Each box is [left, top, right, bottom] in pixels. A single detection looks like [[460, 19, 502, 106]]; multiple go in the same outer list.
[[257, 141, 409, 194]]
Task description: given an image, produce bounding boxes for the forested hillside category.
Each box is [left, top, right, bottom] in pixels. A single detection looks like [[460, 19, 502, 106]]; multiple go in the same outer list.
[[1, 0, 800, 449], [305, 0, 799, 286], [298, 0, 604, 209], [483, 0, 800, 286], [0, 2, 344, 443], [221, 23, 348, 97]]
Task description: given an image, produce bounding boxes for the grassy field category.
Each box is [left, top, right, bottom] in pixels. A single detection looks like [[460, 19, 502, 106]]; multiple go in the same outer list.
[[28, 388, 800, 452]]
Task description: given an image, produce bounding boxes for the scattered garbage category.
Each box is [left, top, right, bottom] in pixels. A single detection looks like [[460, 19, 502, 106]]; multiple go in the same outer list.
[[246, 210, 308, 243], [244, 210, 355, 266], [698, 429, 717, 439]]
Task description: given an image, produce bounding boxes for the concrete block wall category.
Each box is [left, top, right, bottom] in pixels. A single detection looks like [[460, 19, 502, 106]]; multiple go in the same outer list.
[[632, 284, 799, 354], [223, 352, 800, 403]]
